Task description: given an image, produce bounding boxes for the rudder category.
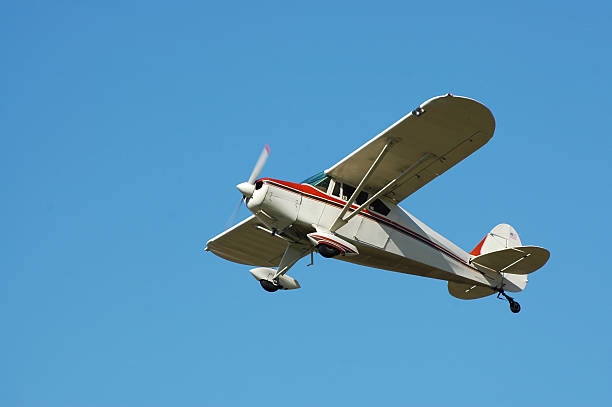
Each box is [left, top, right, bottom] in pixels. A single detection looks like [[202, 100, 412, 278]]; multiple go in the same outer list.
[[470, 223, 522, 256], [470, 223, 528, 292]]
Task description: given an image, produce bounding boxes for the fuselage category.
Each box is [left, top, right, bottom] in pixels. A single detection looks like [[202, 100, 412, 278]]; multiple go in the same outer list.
[[246, 178, 500, 289]]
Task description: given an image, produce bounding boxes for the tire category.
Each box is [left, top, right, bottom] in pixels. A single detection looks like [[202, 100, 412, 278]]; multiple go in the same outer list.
[[317, 244, 340, 258], [260, 279, 279, 292], [510, 301, 521, 313]]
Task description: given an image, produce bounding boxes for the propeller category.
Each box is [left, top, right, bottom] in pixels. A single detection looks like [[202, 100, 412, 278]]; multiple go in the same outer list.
[[224, 144, 270, 228], [236, 144, 270, 197]]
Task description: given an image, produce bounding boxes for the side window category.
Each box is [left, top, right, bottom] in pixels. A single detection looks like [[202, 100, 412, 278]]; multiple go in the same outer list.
[[356, 191, 368, 205], [332, 181, 341, 197], [342, 184, 355, 201], [314, 176, 330, 192], [369, 199, 390, 216]]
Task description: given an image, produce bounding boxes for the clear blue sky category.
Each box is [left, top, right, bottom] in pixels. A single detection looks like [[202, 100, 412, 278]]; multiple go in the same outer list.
[[2, 1, 611, 406]]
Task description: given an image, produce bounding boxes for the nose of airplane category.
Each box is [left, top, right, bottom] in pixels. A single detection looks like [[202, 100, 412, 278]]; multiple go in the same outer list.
[[236, 182, 255, 197]]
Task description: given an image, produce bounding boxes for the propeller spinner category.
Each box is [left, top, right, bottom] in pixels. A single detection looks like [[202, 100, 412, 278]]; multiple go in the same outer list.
[[225, 144, 270, 227]]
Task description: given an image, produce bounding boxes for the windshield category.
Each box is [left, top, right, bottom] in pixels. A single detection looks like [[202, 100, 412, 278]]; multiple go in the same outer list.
[[301, 172, 331, 192], [301, 172, 326, 184]]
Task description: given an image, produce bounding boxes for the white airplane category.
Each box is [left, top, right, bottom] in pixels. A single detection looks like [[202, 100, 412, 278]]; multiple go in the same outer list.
[[206, 94, 550, 313]]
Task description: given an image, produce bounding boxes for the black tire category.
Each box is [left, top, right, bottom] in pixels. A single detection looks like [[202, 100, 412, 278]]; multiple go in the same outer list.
[[510, 301, 521, 313], [317, 244, 340, 258], [260, 279, 279, 292]]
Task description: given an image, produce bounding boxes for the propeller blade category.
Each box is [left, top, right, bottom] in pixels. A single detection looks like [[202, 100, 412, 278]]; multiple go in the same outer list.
[[247, 144, 270, 184], [224, 197, 244, 228], [224, 145, 270, 228]]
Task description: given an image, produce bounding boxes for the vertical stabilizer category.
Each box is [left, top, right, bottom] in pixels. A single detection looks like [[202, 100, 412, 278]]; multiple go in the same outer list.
[[470, 224, 522, 256], [470, 224, 528, 291]]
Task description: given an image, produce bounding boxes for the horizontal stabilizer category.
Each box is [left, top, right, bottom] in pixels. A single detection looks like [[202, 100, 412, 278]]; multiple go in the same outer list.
[[471, 246, 550, 275], [448, 282, 495, 300]]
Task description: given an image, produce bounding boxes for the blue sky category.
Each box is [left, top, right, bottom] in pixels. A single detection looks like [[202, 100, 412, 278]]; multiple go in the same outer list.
[[2, 1, 611, 406]]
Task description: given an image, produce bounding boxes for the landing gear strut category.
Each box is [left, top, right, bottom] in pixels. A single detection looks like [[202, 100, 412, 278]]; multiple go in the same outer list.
[[498, 290, 521, 313]]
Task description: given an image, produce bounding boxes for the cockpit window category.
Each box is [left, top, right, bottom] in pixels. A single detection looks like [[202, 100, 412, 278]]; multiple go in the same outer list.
[[302, 172, 331, 192], [342, 184, 356, 200], [340, 184, 368, 205], [368, 199, 390, 216], [356, 191, 368, 205], [332, 181, 341, 197], [315, 177, 330, 192], [303, 176, 388, 214]]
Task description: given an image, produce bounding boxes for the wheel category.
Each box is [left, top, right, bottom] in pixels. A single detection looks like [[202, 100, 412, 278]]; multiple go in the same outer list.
[[509, 301, 521, 313], [260, 279, 279, 292], [317, 244, 340, 258]]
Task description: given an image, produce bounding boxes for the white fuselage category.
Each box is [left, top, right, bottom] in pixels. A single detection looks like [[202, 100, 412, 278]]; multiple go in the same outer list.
[[246, 178, 500, 289]]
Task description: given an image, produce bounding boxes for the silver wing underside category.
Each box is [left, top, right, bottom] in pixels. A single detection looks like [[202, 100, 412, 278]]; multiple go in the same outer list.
[[206, 216, 288, 267]]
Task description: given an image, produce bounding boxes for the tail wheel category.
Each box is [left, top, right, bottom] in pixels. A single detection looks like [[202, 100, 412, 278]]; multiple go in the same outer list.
[[498, 290, 521, 314]]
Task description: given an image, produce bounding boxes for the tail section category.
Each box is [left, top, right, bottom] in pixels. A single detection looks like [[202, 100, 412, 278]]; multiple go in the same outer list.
[[470, 224, 529, 292], [450, 223, 550, 310], [470, 223, 522, 255]]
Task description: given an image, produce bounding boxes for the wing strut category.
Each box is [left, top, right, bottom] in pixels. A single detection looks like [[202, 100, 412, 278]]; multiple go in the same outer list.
[[330, 140, 393, 232], [331, 152, 434, 232]]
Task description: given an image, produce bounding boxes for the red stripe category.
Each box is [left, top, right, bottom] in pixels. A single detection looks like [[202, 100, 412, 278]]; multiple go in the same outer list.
[[265, 178, 462, 259], [310, 234, 355, 253], [260, 178, 352, 207], [311, 237, 350, 254], [273, 179, 459, 256], [317, 240, 348, 254], [258, 178, 481, 273]]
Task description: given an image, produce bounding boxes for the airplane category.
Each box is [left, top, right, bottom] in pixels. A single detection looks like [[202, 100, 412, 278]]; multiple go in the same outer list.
[[205, 94, 550, 313]]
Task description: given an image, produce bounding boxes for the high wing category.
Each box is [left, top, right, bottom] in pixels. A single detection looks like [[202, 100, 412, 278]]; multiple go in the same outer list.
[[206, 216, 288, 267], [325, 94, 495, 203]]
